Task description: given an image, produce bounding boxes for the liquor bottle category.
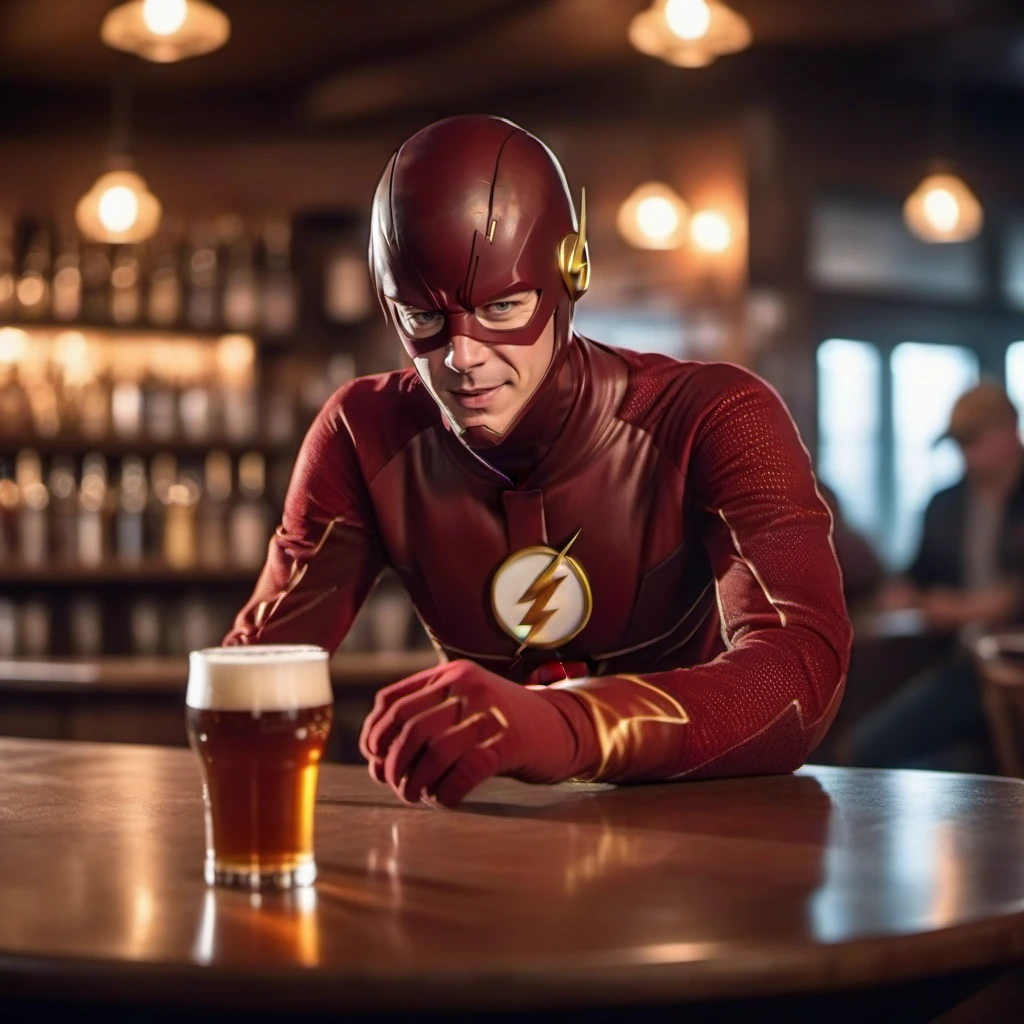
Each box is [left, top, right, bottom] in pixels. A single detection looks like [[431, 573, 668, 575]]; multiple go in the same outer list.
[[0, 598, 15, 658], [163, 465, 200, 569], [0, 336, 32, 435], [110, 246, 142, 325], [130, 595, 162, 656], [15, 449, 49, 566], [111, 378, 144, 440], [116, 455, 148, 565], [51, 233, 83, 322], [222, 222, 259, 331], [20, 351, 61, 438], [16, 226, 52, 320], [229, 452, 271, 569], [68, 594, 103, 657], [19, 599, 51, 657], [324, 247, 372, 323], [144, 364, 178, 442], [216, 333, 257, 443], [77, 453, 108, 568], [79, 373, 112, 440], [80, 243, 112, 324], [179, 354, 214, 443], [0, 217, 15, 320], [148, 453, 177, 562], [265, 387, 296, 446], [186, 224, 219, 331], [260, 218, 298, 335], [181, 590, 218, 652], [197, 449, 231, 567], [0, 459, 19, 562], [48, 455, 78, 563], [146, 232, 183, 327]]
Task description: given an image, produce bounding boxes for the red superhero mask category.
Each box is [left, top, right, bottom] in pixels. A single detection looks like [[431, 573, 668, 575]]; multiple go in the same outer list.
[[369, 115, 589, 361]]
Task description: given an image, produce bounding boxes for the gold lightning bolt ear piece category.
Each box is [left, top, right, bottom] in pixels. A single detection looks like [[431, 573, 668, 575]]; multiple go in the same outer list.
[[558, 188, 591, 302]]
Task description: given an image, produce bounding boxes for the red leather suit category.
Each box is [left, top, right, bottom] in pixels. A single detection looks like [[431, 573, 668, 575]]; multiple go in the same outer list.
[[225, 336, 852, 783]]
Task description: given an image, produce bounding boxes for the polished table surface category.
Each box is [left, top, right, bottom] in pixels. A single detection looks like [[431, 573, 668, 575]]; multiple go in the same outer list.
[[4, 738, 1024, 1015]]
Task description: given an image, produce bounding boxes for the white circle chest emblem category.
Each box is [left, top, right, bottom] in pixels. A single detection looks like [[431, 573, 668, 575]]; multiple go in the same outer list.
[[490, 535, 593, 652]]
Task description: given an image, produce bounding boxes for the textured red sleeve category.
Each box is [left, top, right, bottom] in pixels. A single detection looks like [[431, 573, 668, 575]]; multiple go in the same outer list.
[[543, 365, 852, 783], [223, 391, 386, 651]]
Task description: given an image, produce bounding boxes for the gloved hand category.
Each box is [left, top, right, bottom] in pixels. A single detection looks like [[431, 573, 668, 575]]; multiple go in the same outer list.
[[358, 659, 585, 807]]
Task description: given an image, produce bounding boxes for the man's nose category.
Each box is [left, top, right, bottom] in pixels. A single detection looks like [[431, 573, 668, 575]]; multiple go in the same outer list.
[[445, 333, 489, 373]]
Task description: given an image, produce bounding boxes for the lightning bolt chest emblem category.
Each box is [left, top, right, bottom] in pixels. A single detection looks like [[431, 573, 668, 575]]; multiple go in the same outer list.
[[490, 529, 593, 652]]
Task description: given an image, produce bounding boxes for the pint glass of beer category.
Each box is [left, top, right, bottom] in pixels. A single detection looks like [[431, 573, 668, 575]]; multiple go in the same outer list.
[[186, 645, 333, 890]]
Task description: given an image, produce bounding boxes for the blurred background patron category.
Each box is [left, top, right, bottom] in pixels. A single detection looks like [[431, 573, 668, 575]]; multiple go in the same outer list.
[[845, 382, 1024, 770]]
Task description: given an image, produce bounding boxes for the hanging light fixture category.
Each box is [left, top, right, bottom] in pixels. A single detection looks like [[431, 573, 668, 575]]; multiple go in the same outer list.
[[690, 209, 733, 253], [101, 0, 230, 63], [76, 162, 163, 244], [629, 0, 752, 68], [618, 182, 690, 250], [76, 80, 163, 244], [903, 168, 983, 244]]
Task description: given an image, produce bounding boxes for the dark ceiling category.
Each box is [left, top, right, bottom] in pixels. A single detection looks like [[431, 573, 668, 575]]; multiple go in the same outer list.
[[3, 0, 1024, 139]]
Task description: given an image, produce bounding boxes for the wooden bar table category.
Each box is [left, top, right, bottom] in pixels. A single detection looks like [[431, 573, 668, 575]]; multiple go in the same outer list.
[[3, 739, 1024, 1022]]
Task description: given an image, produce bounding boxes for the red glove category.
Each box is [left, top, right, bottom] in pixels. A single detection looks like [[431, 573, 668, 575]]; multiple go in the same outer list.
[[358, 659, 588, 807]]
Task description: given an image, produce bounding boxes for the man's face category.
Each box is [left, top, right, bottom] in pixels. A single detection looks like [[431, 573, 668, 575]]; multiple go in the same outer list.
[[394, 291, 555, 437], [959, 423, 1021, 484]]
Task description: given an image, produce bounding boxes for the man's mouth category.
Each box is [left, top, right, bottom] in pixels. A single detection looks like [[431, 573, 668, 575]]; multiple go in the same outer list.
[[449, 384, 507, 408]]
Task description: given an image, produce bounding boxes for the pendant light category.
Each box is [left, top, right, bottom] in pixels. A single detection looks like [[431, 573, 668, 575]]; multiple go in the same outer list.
[[690, 209, 733, 253], [75, 80, 162, 245], [902, 38, 983, 245], [629, 0, 752, 68], [903, 169, 983, 244], [101, 0, 230, 63], [618, 182, 690, 250], [76, 163, 163, 244]]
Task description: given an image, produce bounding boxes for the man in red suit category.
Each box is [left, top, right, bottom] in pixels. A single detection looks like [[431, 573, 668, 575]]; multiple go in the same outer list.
[[226, 115, 851, 807]]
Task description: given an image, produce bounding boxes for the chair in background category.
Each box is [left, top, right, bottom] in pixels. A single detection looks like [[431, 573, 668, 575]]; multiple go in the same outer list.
[[972, 633, 1024, 778]]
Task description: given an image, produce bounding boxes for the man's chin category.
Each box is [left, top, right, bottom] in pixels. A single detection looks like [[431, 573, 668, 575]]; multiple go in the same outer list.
[[454, 411, 502, 434]]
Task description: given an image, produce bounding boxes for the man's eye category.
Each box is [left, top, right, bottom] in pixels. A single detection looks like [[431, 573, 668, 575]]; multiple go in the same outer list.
[[410, 311, 440, 325], [486, 301, 515, 315]]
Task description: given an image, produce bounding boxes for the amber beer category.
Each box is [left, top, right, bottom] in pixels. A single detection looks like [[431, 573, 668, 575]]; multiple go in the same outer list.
[[186, 645, 333, 889]]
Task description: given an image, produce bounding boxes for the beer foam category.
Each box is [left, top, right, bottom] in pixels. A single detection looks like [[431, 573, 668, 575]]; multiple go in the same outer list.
[[186, 645, 332, 712]]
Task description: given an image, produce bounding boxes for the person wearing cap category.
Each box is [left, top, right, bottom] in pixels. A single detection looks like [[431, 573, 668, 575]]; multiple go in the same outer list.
[[846, 380, 1024, 769], [225, 115, 851, 806]]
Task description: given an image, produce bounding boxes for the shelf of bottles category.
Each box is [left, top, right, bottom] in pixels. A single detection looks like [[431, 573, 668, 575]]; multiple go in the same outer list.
[[0, 214, 425, 669], [0, 215, 328, 661]]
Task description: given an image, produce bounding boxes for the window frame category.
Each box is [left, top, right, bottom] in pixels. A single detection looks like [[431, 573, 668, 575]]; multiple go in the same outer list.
[[813, 293, 1024, 568]]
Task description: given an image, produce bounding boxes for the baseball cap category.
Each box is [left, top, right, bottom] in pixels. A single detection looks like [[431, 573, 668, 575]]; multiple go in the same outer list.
[[937, 382, 1019, 445]]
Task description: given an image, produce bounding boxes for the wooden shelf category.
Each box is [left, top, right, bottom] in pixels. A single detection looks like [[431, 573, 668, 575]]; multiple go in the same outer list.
[[0, 320, 301, 350], [0, 561, 262, 585], [0, 435, 298, 458], [0, 650, 439, 693]]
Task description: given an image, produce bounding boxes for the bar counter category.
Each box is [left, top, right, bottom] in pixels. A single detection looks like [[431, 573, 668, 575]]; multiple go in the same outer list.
[[0, 651, 437, 759], [3, 738, 1024, 1021]]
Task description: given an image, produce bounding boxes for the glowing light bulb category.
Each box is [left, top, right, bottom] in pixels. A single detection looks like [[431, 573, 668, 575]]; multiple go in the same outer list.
[[617, 183, 689, 250], [143, 0, 188, 36], [629, 0, 751, 68], [903, 171, 982, 243], [690, 210, 732, 253], [98, 185, 141, 234], [77, 169, 162, 243], [636, 196, 681, 242], [921, 188, 960, 234], [102, 0, 229, 63], [665, 0, 711, 41]]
